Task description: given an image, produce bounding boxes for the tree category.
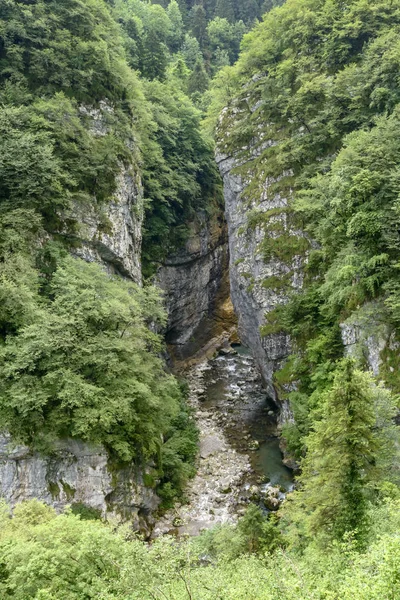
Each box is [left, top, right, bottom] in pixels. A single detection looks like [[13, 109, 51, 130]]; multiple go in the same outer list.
[[141, 76, 221, 273], [168, 57, 191, 88], [167, 0, 184, 52], [203, 0, 217, 20], [187, 58, 209, 96], [189, 4, 208, 47], [139, 3, 171, 79], [214, 0, 235, 23], [181, 33, 203, 69], [283, 359, 398, 544], [261, 0, 283, 15], [237, 0, 260, 24], [206, 17, 246, 65], [238, 505, 282, 554], [0, 256, 182, 463]]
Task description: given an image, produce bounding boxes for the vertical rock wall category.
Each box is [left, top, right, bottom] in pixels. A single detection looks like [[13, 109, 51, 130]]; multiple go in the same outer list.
[[71, 167, 144, 283], [158, 210, 236, 363], [216, 147, 300, 420], [0, 105, 150, 522], [71, 104, 144, 283], [0, 436, 159, 534]]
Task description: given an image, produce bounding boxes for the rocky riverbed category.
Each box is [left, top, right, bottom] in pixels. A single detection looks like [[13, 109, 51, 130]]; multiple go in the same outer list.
[[153, 346, 293, 537]]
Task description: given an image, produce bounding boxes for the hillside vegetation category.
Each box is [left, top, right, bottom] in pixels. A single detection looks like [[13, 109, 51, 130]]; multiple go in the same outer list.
[[211, 0, 400, 455], [1, 0, 400, 597], [1, 496, 400, 599]]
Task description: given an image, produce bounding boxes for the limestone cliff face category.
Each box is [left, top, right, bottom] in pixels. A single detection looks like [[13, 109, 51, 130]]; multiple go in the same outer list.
[[71, 104, 144, 283], [340, 302, 399, 381], [158, 210, 236, 362], [72, 167, 144, 283], [0, 105, 149, 522], [0, 436, 159, 534], [216, 146, 300, 420], [0, 154, 151, 525]]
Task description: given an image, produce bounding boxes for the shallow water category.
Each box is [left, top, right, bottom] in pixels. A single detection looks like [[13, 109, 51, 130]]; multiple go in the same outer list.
[[153, 347, 294, 537], [202, 346, 294, 491]]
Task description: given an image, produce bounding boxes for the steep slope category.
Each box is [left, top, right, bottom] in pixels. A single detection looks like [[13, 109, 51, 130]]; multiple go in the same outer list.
[[0, 0, 209, 525], [213, 0, 400, 441]]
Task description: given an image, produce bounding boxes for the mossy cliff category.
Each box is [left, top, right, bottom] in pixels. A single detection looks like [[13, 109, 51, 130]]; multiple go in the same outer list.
[[213, 0, 400, 436]]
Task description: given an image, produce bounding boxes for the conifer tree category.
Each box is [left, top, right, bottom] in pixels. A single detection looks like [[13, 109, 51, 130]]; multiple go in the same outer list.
[[215, 0, 235, 23], [203, 0, 216, 20], [189, 3, 208, 47], [284, 359, 397, 544], [237, 0, 259, 23], [167, 0, 184, 52], [187, 57, 209, 95]]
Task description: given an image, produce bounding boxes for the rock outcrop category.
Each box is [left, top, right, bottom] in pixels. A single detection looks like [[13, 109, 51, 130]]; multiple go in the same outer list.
[[158, 210, 236, 362], [216, 146, 300, 419], [340, 302, 399, 378], [0, 436, 159, 534], [0, 104, 148, 520], [71, 104, 144, 283], [72, 167, 144, 283]]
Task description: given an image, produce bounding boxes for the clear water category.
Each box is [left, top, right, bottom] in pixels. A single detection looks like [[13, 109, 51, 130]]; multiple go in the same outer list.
[[202, 346, 294, 492]]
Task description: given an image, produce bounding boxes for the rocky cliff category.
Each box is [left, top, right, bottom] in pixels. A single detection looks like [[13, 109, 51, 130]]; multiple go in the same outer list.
[[216, 142, 301, 420], [158, 210, 236, 363], [72, 167, 144, 283], [71, 104, 144, 284], [0, 436, 159, 534], [0, 103, 150, 521]]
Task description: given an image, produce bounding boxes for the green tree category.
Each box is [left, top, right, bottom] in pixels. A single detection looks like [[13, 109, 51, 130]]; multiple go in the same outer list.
[[167, 0, 184, 52], [0, 210, 43, 337], [187, 57, 210, 95], [189, 4, 207, 47], [215, 0, 235, 23], [260, 0, 283, 15], [207, 17, 245, 65], [181, 33, 203, 69], [238, 505, 282, 554], [141, 77, 221, 273], [237, 0, 259, 24], [0, 256, 181, 462], [284, 359, 398, 545]]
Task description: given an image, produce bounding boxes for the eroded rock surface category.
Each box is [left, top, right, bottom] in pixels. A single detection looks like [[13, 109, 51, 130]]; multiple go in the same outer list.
[[72, 167, 144, 282], [70, 103, 144, 283], [0, 436, 159, 534], [158, 211, 236, 361], [216, 146, 301, 423]]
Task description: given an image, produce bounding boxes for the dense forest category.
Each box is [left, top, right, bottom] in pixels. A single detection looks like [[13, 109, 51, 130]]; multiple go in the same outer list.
[[0, 0, 400, 597]]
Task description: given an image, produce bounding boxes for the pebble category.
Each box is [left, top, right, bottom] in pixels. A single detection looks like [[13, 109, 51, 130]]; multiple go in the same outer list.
[[152, 350, 285, 538]]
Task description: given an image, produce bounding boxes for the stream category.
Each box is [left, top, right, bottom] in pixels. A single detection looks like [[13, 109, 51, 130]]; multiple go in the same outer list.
[[153, 345, 293, 537]]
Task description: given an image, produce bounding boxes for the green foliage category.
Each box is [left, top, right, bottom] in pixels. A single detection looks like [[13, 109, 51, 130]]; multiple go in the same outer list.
[[209, 0, 400, 460], [195, 505, 283, 560], [0, 257, 180, 462], [0, 0, 136, 103], [282, 359, 399, 547], [215, 0, 235, 23], [2, 498, 400, 598], [70, 503, 102, 520], [207, 17, 246, 70], [188, 58, 210, 96], [157, 386, 199, 507], [141, 77, 222, 274], [0, 0, 143, 236]]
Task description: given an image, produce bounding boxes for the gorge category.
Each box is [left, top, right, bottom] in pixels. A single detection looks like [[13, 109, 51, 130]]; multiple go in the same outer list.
[[0, 158, 292, 533], [1, 1, 400, 597]]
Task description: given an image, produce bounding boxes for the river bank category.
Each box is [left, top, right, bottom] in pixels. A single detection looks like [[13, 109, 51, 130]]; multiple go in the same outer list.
[[153, 346, 293, 537]]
